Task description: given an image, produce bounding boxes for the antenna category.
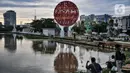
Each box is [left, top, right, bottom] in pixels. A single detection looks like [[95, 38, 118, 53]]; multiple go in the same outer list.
[[34, 0, 37, 20], [34, 9, 37, 20]]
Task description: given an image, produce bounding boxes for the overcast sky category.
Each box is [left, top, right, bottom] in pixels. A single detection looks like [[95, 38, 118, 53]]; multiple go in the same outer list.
[[0, 0, 130, 24]]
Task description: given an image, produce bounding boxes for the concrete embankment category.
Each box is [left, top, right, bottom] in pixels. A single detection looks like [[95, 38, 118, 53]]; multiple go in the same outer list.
[[53, 37, 130, 51], [1, 32, 130, 50]]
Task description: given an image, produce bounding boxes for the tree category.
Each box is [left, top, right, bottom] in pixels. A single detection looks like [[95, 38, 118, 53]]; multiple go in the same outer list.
[[4, 25, 13, 31], [109, 19, 114, 26], [31, 18, 60, 33], [92, 22, 108, 33], [71, 25, 86, 35], [16, 25, 24, 32], [31, 20, 43, 32]]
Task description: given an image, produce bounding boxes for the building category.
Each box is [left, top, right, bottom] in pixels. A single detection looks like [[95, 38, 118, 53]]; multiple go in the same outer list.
[[95, 14, 112, 23], [80, 15, 86, 21], [80, 15, 94, 22], [4, 34, 17, 53], [80, 14, 112, 23], [88, 14, 95, 21], [113, 15, 130, 33], [42, 28, 55, 36], [122, 15, 130, 32], [80, 14, 112, 34], [113, 17, 122, 29], [3, 10, 16, 27]]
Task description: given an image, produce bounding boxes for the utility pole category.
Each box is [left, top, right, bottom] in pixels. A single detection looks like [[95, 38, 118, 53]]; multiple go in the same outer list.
[[34, 9, 37, 20], [34, 0, 37, 20]]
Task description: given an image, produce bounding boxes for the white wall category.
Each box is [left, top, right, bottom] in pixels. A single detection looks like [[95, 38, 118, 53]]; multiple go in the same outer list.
[[60, 30, 64, 37], [42, 29, 55, 36]]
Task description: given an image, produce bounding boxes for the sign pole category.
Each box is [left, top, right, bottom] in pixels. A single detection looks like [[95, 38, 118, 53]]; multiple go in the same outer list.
[[54, 1, 79, 37]]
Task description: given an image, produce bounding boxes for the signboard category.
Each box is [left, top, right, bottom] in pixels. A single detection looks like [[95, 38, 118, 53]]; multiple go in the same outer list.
[[54, 1, 79, 27]]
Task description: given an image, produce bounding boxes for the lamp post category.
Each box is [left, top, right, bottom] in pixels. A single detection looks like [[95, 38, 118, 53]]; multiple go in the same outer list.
[[72, 32, 76, 43]]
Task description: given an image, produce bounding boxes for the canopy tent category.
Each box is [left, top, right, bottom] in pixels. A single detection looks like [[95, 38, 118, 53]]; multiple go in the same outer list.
[[118, 33, 129, 37], [92, 32, 98, 35]]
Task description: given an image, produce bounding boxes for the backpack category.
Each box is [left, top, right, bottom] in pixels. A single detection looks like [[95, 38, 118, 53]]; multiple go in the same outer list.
[[106, 61, 113, 69], [92, 63, 102, 73]]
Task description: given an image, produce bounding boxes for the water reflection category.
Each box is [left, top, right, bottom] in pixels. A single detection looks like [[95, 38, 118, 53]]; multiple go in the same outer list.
[[16, 35, 23, 40], [4, 34, 17, 53], [32, 40, 56, 54], [0, 34, 115, 73], [54, 44, 78, 73]]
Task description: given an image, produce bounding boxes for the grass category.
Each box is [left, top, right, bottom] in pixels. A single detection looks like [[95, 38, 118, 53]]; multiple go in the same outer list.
[[125, 51, 130, 58], [76, 69, 110, 73], [125, 51, 130, 64], [24, 34, 48, 39], [102, 69, 110, 73]]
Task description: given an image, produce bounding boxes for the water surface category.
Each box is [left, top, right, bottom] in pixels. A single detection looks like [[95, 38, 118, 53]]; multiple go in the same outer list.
[[0, 34, 114, 73]]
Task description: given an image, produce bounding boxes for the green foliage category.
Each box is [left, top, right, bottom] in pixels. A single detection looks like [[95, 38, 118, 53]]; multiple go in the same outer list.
[[92, 22, 108, 33], [24, 34, 47, 39], [30, 18, 61, 33], [125, 51, 130, 64], [71, 21, 86, 34], [0, 25, 13, 32], [71, 25, 86, 35], [125, 51, 130, 59], [72, 21, 108, 34], [102, 69, 110, 73], [125, 59, 130, 64], [109, 19, 114, 24], [16, 25, 23, 32], [31, 18, 59, 32]]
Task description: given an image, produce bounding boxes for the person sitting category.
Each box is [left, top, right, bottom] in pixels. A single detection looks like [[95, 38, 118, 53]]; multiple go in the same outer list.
[[106, 55, 116, 73], [106, 55, 116, 69]]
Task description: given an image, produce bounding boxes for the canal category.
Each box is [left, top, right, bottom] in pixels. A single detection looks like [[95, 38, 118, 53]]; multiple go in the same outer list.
[[0, 34, 114, 73]]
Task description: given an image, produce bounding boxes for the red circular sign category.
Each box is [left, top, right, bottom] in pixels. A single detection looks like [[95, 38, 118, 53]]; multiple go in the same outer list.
[[54, 1, 79, 27]]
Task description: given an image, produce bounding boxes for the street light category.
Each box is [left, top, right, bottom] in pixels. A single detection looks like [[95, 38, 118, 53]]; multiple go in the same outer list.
[[72, 32, 76, 42]]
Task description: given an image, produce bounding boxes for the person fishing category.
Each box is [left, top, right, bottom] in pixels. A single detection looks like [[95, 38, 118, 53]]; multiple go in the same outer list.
[[86, 57, 102, 73]]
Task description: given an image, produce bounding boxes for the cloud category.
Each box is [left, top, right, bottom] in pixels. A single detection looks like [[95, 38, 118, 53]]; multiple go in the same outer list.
[[76, 0, 130, 15], [0, 0, 129, 24], [0, 0, 54, 8]]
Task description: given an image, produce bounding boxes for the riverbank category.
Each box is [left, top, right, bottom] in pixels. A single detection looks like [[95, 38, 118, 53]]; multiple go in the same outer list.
[[24, 34, 130, 49], [1, 32, 130, 50]]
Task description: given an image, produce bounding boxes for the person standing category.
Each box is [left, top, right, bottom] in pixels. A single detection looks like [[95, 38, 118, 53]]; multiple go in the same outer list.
[[86, 57, 102, 73], [115, 44, 122, 73], [120, 48, 126, 66]]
